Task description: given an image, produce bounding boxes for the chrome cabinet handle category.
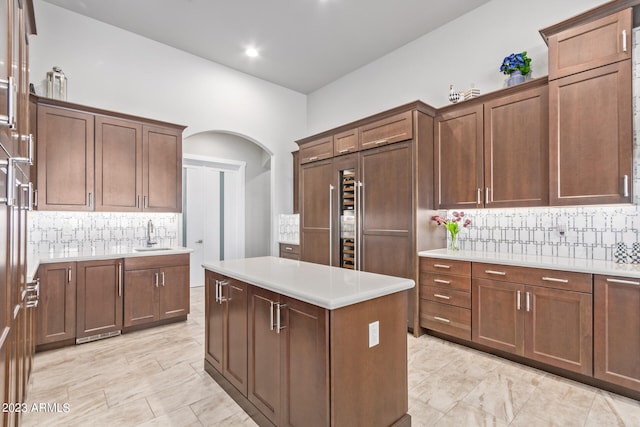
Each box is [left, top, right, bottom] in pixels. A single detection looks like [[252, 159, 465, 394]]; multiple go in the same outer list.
[[434, 279, 451, 285], [329, 184, 334, 266], [161, 271, 165, 287], [338, 148, 349, 153], [542, 277, 568, 283], [526, 292, 531, 312], [144, 196, 148, 209], [434, 294, 450, 300], [434, 316, 450, 324], [623, 29, 628, 52], [270, 301, 275, 331], [485, 187, 490, 204], [137, 195, 140, 209], [362, 138, 388, 146], [276, 303, 287, 334], [434, 264, 451, 269], [517, 290, 521, 311], [477, 188, 481, 205], [623, 175, 629, 197], [308, 156, 319, 161], [154, 272, 159, 288], [118, 262, 122, 297], [485, 270, 506, 276], [356, 180, 363, 270], [68, 267, 72, 283], [88, 192, 93, 208], [606, 278, 640, 286], [284, 246, 293, 251], [0, 77, 16, 128], [218, 280, 229, 303], [214, 280, 220, 303]]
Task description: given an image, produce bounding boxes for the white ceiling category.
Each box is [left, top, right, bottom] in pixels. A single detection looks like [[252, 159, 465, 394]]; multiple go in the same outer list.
[[41, 0, 491, 94]]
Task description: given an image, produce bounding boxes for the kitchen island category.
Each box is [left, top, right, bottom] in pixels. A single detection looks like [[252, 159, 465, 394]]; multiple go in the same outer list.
[[203, 256, 414, 427]]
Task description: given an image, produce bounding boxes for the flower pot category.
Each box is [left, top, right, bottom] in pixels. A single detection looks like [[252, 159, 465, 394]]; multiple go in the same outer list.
[[507, 70, 526, 86]]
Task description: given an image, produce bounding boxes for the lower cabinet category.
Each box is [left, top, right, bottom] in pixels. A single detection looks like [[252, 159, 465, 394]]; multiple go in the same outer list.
[[278, 243, 300, 260], [76, 258, 123, 341], [594, 275, 640, 391], [472, 263, 593, 375], [36, 262, 76, 346], [205, 271, 248, 396], [247, 285, 329, 427], [123, 254, 190, 328]]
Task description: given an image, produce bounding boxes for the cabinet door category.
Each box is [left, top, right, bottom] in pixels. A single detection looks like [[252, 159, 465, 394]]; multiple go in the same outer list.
[[434, 104, 483, 209], [548, 8, 632, 80], [333, 128, 359, 156], [76, 259, 123, 339], [142, 125, 182, 212], [472, 278, 524, 356], [484, 84, 548, 207], [524, 286, 592, 375], [222, 278, 248, 396], [281, 296, 329, 427], [36, 105, 94, 210], [594, 275, 640, 391], [95, 116, 142, 212], [360, 141, 413, 280], [123, 269, 158, 327], [248, 286, 281, 425], [360, 111, 413, 150], [549, 61, 632, 205], [205, 272, 224, 372], [36, 262, 76, 345], [300, 159, 332, 265], [292, 151, 299, 214], [158, 264, 190, 320]]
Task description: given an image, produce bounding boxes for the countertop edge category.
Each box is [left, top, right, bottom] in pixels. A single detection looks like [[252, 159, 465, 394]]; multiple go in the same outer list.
[[419, 249, 640, 279]]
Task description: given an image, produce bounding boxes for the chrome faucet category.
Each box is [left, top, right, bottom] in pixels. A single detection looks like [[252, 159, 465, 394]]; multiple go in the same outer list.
[[146, 219, 157, 247]]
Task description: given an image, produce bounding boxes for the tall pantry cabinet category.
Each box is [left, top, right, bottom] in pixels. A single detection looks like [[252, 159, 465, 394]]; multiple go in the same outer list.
[[297, 102, 442, 332], [0, 0, 37, 425]]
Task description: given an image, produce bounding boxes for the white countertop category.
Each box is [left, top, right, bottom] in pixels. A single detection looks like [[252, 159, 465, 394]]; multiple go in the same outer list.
[[202, 256, 414, 310], [419, 248, 640, 279], [28, 246, 193, 282]]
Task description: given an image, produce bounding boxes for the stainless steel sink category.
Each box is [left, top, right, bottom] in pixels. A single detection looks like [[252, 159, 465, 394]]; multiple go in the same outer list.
[[133, 247, 172, 252]]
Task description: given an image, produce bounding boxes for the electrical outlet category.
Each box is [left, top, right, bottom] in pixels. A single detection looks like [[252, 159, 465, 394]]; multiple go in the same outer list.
[[369, 321, 379, 348]]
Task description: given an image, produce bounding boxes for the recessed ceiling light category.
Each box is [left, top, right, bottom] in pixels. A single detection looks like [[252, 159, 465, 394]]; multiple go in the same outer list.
[[245, 48, 259, 58]]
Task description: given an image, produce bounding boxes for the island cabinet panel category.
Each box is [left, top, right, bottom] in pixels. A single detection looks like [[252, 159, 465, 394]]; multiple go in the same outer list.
[[549, 60, 632, 205], [75, 259, 123, 340], [594, 275, 640, 392], [36, 262, 76, 346], [36, 105, 95, 211], [483, 85, 548, 207], [206, 271, 248, 396], [300, 159, 333, 265], [434, 103, 484, 209], [95, 116, 142, 212], [472, 263, 593, 375], [548, 8, 632, 80]]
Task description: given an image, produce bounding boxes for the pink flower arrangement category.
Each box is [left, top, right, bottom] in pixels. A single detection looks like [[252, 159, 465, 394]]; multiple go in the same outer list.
[[432, 211, 471, 250]]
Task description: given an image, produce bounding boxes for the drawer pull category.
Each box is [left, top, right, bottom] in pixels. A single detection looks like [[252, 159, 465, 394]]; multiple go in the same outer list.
[[606, 278, 640, 286], [308, 156, 319, 161], [433, 279, 451, 285], [434, 294, 450, 300], [542, 277, 569, 283], [434, 264, 451, 269], [433, 316, 450, 324], [338, 148, 349, 153], [285, 247, 293, 251], [362, 138, 388, 146], [485, 270, 506, 276]]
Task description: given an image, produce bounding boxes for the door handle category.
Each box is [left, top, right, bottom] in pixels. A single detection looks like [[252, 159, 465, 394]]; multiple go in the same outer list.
[[154, 272, 159, 288], [195, 240, 203, 244], [118, 263, 122, 297], [161, 271, 165, 287]]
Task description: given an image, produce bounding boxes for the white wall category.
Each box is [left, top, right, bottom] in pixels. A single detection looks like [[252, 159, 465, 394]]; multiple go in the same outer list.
[[183, 132, 271, 258], [29, 0, 306, 255], [307, 0, 609, 133]]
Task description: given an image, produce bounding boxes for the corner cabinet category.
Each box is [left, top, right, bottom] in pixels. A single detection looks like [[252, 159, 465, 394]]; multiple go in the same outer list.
[[32, 96, 185, 212]]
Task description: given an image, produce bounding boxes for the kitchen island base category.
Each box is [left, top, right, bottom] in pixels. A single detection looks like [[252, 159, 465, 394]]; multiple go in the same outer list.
[[204, 258, 413, 427]]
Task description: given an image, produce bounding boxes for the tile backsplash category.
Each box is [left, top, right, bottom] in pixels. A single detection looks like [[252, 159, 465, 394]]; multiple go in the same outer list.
[[447, 27, 640, 261], [28, 211, 180, 254]]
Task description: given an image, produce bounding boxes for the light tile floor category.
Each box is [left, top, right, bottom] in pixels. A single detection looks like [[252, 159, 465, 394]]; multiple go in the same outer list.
[[22, 286, 640, 426]]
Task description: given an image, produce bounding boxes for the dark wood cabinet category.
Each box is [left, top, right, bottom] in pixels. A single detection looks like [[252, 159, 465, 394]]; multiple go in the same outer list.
[[36, 105, 94, 211], [299, 159, 332, 265], [333, 127, 359, 155], [205, 271, 248, 396], [434, 103, 483, 209], [95, 116, 142, 212], [594, 275, 640, 392], [299, 136, 333, 164], [483, 84, 548, 207], [549, 60, 632, 205], [123, 254, 190, 328], [278, 243, 300, 260], [472, 263, 592, 375], [75, 259, 123, 341], [546, 8, 632, 80], [142, 125, 182, 212], [36, 262, 76, 346], [359, 110, 412, 150]]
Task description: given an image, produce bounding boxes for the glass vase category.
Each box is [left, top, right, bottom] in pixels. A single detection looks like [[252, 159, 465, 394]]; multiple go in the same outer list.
[[449, 231, 459, 251]]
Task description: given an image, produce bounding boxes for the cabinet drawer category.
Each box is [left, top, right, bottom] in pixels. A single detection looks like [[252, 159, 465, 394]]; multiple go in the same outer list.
[[420, 285, 470, 309], [420, 257, 471, 277], [299, 136, 333, 164], [420, 301, 470, 341], [279, 243, 300, 255], [419, 271, 470, 292], [124, 253, 190, 270], [333, 128, 359, 155], [472, 263, 592, 293], [360, 111, 413, 150]]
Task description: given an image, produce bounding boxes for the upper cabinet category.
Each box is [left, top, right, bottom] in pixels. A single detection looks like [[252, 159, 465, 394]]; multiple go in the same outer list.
[[32, 97, 185, 212], [359, 110, 413, 150], [542, 5, 633, 206], [545, 8, 632, 80], [435, 79, 549, 209]]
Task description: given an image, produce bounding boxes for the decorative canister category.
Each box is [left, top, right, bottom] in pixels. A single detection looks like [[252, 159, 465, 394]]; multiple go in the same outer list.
[[46, 66, 67, 100], [631, 242, 640, 264], [614, 242, 629, 263], [448, 85, 461, 103]]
